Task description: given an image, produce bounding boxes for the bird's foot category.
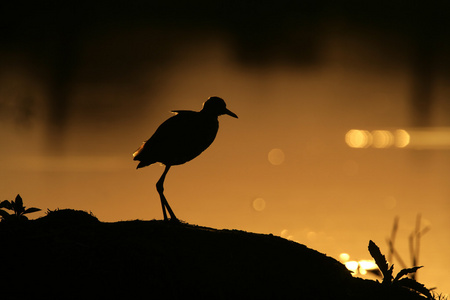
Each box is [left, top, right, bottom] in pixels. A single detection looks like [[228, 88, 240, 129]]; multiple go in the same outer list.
[[169, 217, 181, 224]]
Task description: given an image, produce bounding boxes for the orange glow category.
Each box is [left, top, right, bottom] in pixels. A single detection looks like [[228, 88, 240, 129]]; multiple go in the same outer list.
[[345, 261, 359, 273], [340, 253, 350, 262], [343, 258, 377, 276], [342, 160, 359, 176], [268, 148, 285, 165], [359, 260, 377, 272], [307, 231, 318, 241], [346, 128, 450, 149], [280, 229, 294, 241], [372, 130, 394, 148], [345, 130, 372, 148], [2, 29, 450, 294], [340, 253, 378, 276], [407, 127, 450, 149], [395, 129, 410, 148], [252, 198, 266, 212], [383, 196, 397, 210]]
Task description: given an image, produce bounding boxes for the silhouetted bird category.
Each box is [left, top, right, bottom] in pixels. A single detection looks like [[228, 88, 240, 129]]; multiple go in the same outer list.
[[133, 96, 238, 222]]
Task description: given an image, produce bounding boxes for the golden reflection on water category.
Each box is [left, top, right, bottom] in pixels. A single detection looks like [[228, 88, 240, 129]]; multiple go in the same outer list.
[[346, 128, 450, 149], [395, 129, 410, 148], [372, 130, 394, 148], [340, 253, 378, 277], [345, 130, 372, 148]]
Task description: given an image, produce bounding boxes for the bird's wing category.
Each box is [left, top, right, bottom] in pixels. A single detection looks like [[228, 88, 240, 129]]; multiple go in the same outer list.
[[136, 111, 218, 165], [149, 111, 204, 146]]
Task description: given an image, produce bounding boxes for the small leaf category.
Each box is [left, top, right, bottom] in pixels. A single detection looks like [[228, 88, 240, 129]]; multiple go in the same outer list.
[[24, 207, 41, 215], [397, 277, 432, 299], [368, 240, 393, 283], [0, 200, 13, 210], [0, 209, 12, 219], [387, 264, 394, 280], [394, 266, 423, 282], [15, 194, 23, 208], [13, 194, 25, 215]]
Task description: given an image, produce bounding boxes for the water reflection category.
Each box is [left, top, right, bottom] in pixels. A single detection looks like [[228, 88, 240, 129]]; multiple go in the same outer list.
[[345, 128, 450, 149]]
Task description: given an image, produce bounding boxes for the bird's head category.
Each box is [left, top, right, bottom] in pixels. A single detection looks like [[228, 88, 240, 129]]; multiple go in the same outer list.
[[202, 96, 238, 118]]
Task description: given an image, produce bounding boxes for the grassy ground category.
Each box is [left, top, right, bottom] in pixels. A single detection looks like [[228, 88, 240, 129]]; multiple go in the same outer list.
[[0, 209, 428, 299]]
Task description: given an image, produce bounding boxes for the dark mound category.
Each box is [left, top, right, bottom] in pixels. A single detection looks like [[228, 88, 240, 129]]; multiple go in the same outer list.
[[0, 213, 426, 299], [39, 208, 100, 225]]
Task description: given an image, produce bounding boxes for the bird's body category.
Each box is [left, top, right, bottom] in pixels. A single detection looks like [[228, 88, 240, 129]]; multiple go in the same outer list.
[[133, 96, 237, 222], [133, 110, 219, 168]]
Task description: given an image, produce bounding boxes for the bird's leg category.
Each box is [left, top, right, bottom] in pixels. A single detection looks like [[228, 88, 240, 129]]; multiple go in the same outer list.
[[156, 165, 170, 221], [160, 193, 168, 222], [156, 165, 178, 222]]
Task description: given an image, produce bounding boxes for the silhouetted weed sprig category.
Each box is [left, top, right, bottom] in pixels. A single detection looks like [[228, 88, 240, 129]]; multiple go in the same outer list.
[[431, 292, 449, 300], [0, 194, 41, 222], [368, 240, 432, 299]]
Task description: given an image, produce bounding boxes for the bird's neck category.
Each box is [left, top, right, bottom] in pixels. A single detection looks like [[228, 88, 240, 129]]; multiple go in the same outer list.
[[199, 110, 219, 119]]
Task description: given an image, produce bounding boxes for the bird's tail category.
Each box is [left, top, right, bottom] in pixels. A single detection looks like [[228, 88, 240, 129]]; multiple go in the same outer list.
[[133, 144, 145, 160], [133, 144, 155, 169]]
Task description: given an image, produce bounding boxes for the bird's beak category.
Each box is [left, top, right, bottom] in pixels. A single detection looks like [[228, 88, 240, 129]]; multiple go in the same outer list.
[[224, 108, 238, 118]]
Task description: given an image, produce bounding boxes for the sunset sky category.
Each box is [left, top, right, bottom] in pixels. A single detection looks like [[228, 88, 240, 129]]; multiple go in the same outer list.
[[1, 1, 449, 294]]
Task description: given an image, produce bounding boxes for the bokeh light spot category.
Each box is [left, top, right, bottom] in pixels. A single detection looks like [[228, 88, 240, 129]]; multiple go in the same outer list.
[[340, 253, 350, 262], [345, 261, 359, 273], [372, 130, 394, 148], [359, 260, 377, 271], [345, 130, 372, 148], [395, 129, 410, 148], [252, 197, 266, 212], [268, 148, 285, 165]]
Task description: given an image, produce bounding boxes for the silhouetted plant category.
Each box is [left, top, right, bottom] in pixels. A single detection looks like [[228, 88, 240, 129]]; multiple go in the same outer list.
[[0, 194, 41, 222], [368, 240, 432, 299], [431, 292, 449, 300], [386, 215, 430, 281], [44, 208, 99, 225]]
